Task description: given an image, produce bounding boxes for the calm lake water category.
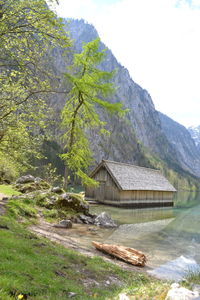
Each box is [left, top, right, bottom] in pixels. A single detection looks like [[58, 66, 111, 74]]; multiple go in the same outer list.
[[90, 191, 200, 269]]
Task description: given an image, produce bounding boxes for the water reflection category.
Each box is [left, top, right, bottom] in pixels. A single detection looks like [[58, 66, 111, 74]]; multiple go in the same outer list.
[[91, 205, 175, 225], [90, 191, 200, 267], [174, 190, 200, 208]]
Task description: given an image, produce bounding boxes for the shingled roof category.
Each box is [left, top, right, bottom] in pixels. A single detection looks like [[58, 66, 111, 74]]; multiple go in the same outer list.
[[91, 160, 176, 192]]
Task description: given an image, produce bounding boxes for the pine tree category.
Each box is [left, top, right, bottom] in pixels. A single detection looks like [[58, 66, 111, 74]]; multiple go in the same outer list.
[[61, 38, 126, 188]]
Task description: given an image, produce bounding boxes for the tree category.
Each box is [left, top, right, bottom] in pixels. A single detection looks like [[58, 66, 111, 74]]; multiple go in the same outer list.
[[61, 38, 126, 188], [0, 0, 71, 179]]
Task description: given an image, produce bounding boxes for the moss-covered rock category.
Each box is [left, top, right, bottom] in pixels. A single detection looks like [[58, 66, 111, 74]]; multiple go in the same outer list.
[[56, 193, 89, 214], [15, 176, 50, 193], [35, 191, 58, 209], [10, 182, 89, 220]]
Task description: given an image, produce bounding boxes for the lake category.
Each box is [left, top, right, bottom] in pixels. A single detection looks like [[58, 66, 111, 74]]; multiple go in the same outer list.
[[90, 191, 200, 271]]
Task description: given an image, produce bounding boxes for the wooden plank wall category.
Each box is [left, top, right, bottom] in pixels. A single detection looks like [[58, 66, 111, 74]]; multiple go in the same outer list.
[[120, 190, 174, 201], [85, 167, 120, 202]]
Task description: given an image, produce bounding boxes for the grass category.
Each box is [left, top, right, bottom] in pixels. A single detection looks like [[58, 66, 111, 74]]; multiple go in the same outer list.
[[182, 270, 200, 290], [0, 215, 171, 300], [0, 185, 21, 197]]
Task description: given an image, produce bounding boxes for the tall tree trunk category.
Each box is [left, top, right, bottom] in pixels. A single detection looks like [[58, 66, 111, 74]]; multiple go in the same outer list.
[[63, 165, 69, 190]]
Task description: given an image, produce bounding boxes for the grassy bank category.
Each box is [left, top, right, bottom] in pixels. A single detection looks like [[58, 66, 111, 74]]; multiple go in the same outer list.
[[0, 185, 173, 299], [0, 184, 21, 197], [0, 215, 172, 300]]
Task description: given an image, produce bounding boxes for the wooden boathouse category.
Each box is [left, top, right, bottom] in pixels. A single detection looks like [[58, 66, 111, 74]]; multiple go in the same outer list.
[[85, 160, 176, 207]]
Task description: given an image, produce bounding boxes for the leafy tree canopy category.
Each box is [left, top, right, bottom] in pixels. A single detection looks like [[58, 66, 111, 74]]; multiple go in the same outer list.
[[0, 0, 70, 179]]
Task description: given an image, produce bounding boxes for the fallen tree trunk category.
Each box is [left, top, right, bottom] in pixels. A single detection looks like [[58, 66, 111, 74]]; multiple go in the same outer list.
[[92, 241, 146, 267]]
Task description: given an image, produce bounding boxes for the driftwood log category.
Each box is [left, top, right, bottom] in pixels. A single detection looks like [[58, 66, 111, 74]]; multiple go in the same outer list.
[[92, 241, 146, 267]]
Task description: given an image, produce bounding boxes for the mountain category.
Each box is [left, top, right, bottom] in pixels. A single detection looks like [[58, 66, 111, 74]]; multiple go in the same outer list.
[[188, 126, 200, 151], [46, 19, 200, 189], [64, 20, 178, 163], [158, 113, 200, 177]]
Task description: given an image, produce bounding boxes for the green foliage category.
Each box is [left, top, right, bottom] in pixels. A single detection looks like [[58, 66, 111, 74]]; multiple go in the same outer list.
[[0, 0, 71, 178], [0, 185, 20, 197], [0, 154, 20, 183], [41, 163, 63, 186], [61, 38, 126, 187], [33, 139, 65, 179]]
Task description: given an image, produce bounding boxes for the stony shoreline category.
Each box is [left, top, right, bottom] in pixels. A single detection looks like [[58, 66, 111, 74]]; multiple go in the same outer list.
[[30, 217, 149, 273]]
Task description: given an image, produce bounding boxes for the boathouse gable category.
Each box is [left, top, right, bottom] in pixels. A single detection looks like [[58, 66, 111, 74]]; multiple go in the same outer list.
[[86, 164, 121, 203], [85, 160, 176, 207]]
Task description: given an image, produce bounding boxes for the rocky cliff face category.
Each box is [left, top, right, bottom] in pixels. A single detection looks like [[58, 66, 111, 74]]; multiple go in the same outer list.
[[159, 113, 200, 177], [67, 20, 167, 155], [63, 21, 177, 162], [49, 19, 200, 179], [188, 126, 200, 151]]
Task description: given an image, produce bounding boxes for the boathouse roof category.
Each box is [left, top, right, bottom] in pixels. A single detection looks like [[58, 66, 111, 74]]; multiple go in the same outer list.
[[91, 160, 176, 192]]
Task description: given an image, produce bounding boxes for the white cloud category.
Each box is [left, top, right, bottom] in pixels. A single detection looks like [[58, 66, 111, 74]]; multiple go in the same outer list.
[[56, 0, 200, 127]]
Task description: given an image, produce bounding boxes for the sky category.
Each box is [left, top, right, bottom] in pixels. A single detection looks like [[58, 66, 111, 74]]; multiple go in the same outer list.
[[55, 0, 200, 128]]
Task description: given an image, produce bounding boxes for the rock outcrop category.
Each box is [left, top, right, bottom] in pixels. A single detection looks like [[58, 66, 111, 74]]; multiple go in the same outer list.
[[188, 125, 200, 152], [15, 175, 50, 193]]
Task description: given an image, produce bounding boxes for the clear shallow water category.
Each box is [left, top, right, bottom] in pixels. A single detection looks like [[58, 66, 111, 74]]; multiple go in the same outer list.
[[90, 191, 200, 268]]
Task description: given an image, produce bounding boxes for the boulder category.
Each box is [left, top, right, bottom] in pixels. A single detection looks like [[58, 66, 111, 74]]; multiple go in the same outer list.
[[56, 193, 89, 214], [165, 283, 200, 300], [78, 214, 96, 224], [35, 192, 58, 209], [51, 186, 64, 194], [193, 285, 200, 295], [94, 212, 117, 228], [53, 219, 72, 229], [15, 176, 50, 193], [16, 175, 35, 184], [16, 182, 38, 193]]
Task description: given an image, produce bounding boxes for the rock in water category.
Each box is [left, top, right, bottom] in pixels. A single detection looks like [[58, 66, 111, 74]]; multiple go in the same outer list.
[[78, 214, 95, 224], [94, 212, 117, 228]]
